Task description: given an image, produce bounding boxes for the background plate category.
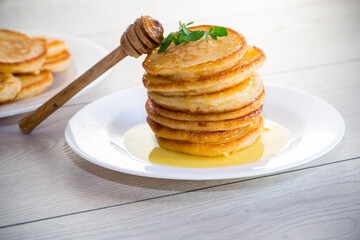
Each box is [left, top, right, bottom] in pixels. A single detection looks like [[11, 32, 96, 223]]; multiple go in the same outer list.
[[0, 30, 111, 118]]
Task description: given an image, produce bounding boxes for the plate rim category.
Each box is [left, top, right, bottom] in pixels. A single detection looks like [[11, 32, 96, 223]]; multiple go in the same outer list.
[[65, 84, 346, 180]]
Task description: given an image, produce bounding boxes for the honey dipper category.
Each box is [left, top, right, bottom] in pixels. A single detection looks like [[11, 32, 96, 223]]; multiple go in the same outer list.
[[19, 16, 164, 134]]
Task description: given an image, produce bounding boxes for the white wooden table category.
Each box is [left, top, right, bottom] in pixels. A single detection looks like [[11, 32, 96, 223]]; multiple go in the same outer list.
[[1, 0, 360, 239]]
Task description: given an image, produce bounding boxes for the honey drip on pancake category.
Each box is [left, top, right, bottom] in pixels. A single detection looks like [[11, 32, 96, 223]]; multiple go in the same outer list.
[[124, 120, 290, 168]]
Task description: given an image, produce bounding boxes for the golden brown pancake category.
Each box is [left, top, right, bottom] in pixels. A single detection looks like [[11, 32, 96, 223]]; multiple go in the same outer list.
[[156, 124, 263, 157], [147, 103, 263, 132], [41, 50, 71, 72], [0, 29, 47, 73], [147, 116, 262, 144], [14, 71, 53, 101], [148, 73, 264, 113], [0, 72, 21, 103], [143, 26, 247, 81], [44, 37, 68, 57], [34, 36, 68, 57], [143, 46, 265, 95], [146, 91, 264, 121]]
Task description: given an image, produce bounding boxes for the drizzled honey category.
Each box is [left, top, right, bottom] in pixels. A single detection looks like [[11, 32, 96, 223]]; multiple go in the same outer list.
[[124, 120, 290, 168]]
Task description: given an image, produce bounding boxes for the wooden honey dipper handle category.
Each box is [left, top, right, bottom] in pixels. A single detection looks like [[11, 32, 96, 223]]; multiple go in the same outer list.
[[19, 16, 163, 134], [19, 47, 126, 134]]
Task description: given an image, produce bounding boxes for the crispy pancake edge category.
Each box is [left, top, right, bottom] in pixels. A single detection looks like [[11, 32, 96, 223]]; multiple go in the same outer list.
[[146, 104, 263, 131], [147, 90, 265, 121], [148, 73, 264, 113], [156, 124, 264, 157], [147, 116, 263, 143], [143, 46, 265, 94]]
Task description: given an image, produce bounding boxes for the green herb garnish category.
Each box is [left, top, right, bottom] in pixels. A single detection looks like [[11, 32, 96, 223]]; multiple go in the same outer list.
[[157, 21, 228, 53]]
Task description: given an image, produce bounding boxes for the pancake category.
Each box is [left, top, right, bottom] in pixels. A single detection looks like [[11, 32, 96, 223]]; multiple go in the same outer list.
[[41, 50, 71, 72], [148, 73, 264, 113], [35, 36, 68, 57], [147, 104, 263, 132], [14, 71, 53, 101], [143, 46, 265, 95], [146, 91, 264, 121], [142, 24, 266, 157], [0, 29, 47, 73], [147, 115, 262, 143], [156, 124, 264, 157], [0, 72, 21, 103], [143, 26, 247, 81]]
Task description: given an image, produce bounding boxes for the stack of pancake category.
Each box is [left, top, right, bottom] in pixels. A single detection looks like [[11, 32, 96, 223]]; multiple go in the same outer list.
[[0, 29, 71, 103], [143, 25, 266, 157]]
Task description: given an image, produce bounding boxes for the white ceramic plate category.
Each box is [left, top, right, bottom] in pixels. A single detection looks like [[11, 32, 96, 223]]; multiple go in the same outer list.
[[65, 84, 345, 180], [0, 30, 111, 118]]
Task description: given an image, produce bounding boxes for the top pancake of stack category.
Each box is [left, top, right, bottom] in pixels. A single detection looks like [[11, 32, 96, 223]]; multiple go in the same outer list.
[[143, 25, 265, 113], [144, 26, 248, 81], [0, 29, 72, 104]]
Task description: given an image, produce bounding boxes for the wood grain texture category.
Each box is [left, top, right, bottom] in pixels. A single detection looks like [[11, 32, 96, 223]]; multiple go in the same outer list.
[[0, 0, 359, 239], [1, 158, 359, 239]]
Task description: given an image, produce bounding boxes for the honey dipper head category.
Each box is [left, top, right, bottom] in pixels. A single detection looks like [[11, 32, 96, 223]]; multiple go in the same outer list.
[[140, 15, 164, 43], [120, 15, 164, 58]]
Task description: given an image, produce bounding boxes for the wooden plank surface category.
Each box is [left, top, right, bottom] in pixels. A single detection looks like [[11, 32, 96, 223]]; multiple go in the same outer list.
[[1, 158, 359, 239], [0, 0, 359, 239]]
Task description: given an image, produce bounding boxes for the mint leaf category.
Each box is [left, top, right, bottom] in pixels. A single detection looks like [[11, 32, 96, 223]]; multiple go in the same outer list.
[[209, 32, 217, 40], [181, 23, 190, 35], [184, 30, 204, 41], [213, 27, 228, 37], [173, 37, 181, 45], [178, 34, 186, 43], [157, 39, 172, 53], [174, 34, 186, 45], [157, 21, 228, 54], [162, 32, 175, 43]]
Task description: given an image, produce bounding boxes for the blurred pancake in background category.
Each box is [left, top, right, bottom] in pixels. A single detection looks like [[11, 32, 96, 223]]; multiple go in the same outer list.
[[41, 50, 71, 72], [0, 72, 21, 103], [0, 29, 71, 103], [14, 71, 53, 101], [38, 36, 68, 56], [0, 30, 47, 73]]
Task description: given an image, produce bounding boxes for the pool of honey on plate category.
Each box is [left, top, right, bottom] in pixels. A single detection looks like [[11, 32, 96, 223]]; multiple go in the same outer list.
[[123, 120, 290, 168]]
